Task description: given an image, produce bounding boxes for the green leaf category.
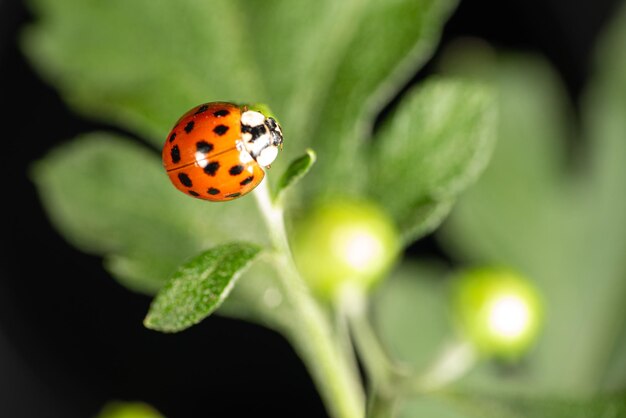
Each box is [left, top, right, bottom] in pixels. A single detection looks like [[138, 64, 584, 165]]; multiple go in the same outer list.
[[217, 258, 292, 331], [368, 77, 496, 245], [439, 54, 572, 270], [304, 0, 459, 197], [400, 392, 626, 418], [31, 133, 267, 294], [437, 51, 587, 395], [581, 2, 626, 391], [373, 260, 452, 372], [399, 396, 468, 418], [144, 242, 261, 333], [23, 0, 270, 146], [23, 0, 458, 195], [444, 392, 626, 418], [439, 4, 626, 393], [437, 52, 586, 392], [273, 149, 316, 202]]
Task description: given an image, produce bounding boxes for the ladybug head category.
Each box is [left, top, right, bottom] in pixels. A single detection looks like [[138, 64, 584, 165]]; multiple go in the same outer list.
[[265, 117, 284, 150], [240, 110, 284, 167]]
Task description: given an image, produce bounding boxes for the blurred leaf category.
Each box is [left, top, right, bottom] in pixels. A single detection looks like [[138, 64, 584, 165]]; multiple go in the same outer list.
[[24, 0, 467, 336], [581, 1, 626, 392], [401, 391, 626, 418], [603, 327, 626, 391], [97, 401, 164, 418], [369, 78, 496, 244], [218, 257, 293, 332], [440, 2, 626, 394], [307, 0, 459, 197], [144, 242, 261, 332], [31, 133, 267, 294], [273, 149, 316, 202], [444, 391, 626, 418], [23, 0, 269, 146], [373, 260, 452, 372], [438, 51, 591, 393], [439, 53, 572, 271], [23, 0, 458, 196], [399, 396, 468, 418]]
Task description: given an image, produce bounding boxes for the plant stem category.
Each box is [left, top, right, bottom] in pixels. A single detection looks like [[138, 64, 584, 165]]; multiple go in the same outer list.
[[405, 340, 476, 394], [347, 296, 477, 413], [367, 393, 398, 418], [254, 179, 365, 418], [345, 296, 405, 418], [345, 296, 398, 395]]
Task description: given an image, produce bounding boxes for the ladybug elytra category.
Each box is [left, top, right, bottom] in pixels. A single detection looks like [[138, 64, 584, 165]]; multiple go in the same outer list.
[[162, 102, 283, 201]]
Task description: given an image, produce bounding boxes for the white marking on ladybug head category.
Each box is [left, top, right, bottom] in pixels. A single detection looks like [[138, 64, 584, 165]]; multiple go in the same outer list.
[[241, 110, 265, 127], [239, 149, 254, 164], [240, 110, 283, 167], [247, 130, 271, 155], [256, 145, 279, 167]]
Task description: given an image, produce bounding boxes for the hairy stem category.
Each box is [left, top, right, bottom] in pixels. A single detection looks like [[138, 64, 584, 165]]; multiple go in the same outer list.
[[254, 179, 365, 418], [346, 297, 405, 418], [347, 298, 477, 417], [407, 339, 476, 393], [347, 299, 399, 395]]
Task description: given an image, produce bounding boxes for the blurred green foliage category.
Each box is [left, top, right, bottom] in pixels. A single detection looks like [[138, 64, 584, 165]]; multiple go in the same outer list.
[[440, 3, 626, 395], [442, 391, 626, 418], [374, 2, 626, 417], [23, 0, 626, 416], [369, 78, 495, 244], [96, 401, 164, 418], [25, 0, 494, 332]]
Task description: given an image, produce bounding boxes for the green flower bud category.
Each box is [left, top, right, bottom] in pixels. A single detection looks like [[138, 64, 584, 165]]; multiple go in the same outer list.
[[450, 267, 543, 359], [291, 199, 400, 301], [97, 402, 164, 418]]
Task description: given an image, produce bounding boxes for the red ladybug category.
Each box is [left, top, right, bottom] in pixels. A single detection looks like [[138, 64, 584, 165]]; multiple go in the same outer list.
[[162, 102, 283, 201]]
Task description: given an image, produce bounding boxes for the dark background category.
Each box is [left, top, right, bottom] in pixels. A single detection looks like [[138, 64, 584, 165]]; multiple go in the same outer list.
[[0, 0, 620, 417]]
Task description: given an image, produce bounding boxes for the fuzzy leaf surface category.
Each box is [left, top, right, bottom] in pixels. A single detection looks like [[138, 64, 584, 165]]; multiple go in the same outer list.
[[144, 242, 261, 332], [32, 133, 266, 294], [274, 149, 316, 202], [369, 78, 496, 244]]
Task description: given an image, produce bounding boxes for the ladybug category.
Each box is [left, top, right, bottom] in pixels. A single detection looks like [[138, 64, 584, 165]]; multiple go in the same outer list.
[[162, 102, 283, 201]]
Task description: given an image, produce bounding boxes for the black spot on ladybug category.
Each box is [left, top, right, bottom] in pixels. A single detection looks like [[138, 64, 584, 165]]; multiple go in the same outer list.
[[178, 172, 192, 187], [214, 109, 230, 117], [184, 121, 195, 133], [207, 187, 220, 195], [171, 145, 181, 164], [229, 164, 244, 176], [169, 133, 177, 143], [194, 104, 209, 115], [204, 161, 220, 176], [189, 190, 200, 197], [266, 118, 277, 130], [226, 192, 241, 198], [196, 141, 214, 154], [242, 124, 266, 142], [240, 176, 254, 186], [213, 124, 229, 136]]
